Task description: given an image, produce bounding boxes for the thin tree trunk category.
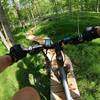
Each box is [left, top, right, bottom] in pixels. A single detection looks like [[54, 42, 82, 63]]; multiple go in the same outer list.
[[0, 1, 14, 46], [1, 23, 13, 47], [31, 0, 41, 18], [0, 31, 10, 50], [28, 1, 36, 26], [80, 0, 84, 11], [97, 0, 99, 12], [51, 0, 59, 15], [12, 0, 23, 27], [68, 0, 72, 13]]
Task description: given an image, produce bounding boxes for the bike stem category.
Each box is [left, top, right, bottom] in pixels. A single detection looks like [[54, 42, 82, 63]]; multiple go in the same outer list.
[[55, 44, 73, 100], [55, 44, 64, 67]]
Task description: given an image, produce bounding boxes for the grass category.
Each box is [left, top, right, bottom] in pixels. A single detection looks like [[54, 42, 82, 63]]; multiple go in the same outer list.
[[34, 12, 100, 99], [64, 41, 100, 99], [0, 31, 50, 100], [0, 12, 100, 100]]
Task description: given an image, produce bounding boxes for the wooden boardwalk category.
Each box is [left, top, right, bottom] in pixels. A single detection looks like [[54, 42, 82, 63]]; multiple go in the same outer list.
[[26, 29, 80, 100], [44, 49, 80, 100]]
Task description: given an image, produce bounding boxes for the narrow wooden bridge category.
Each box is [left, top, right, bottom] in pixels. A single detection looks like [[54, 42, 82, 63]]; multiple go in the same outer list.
[[26, 28, 80, 100]]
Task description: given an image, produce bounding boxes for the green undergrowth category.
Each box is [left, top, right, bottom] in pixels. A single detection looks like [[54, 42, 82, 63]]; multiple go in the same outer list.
[[0, 41, 50, 100], [0, 30, 50, 99], [64, 40, 100, 99], [34, 12, 100, 99]]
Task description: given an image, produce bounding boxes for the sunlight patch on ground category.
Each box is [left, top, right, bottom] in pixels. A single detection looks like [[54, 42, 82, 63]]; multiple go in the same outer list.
[[92, 38, 100, 43], [28, 73, 36, 85]]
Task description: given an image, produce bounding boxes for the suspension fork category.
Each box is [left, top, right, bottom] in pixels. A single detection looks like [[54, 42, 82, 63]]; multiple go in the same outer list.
[[59, 67, 73, 100], [55, 44, 73, 100]]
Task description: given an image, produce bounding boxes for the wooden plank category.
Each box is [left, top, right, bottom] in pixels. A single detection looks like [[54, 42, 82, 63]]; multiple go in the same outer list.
[[51, 92, 66, 100], [51, 85, 64, 93], [51, 67, 65, 100], [51, 72, 61, 86], [67, 71, 80, 99]]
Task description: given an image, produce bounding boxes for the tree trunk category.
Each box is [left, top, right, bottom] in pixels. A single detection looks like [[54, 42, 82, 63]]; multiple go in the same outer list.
[[0, 1, 14, 46], [29, 1, 36, 26], [68, 0, 72, 13], [97, 0, 99, 12], [12, 0, 23, 27], [1, 23, 13, 47], [80, 0, 84, 11], [0, 31, 10, 50], [49, 0, 59, 15], [31, 0, 41, 18]]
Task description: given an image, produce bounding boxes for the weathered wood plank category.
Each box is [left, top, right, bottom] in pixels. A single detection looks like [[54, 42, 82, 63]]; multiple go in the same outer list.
[[67, 71, 80, 99], [51, 91, 66, 100]]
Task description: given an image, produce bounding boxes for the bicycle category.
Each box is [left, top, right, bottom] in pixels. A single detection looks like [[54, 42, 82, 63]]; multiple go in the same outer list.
[[24, 26, 100, 100], [24, 37, 80, 100]]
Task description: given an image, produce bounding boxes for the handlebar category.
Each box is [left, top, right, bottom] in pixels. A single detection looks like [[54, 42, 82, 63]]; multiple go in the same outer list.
[[24, 38, 69, 54], [24, 26, 100, 54]]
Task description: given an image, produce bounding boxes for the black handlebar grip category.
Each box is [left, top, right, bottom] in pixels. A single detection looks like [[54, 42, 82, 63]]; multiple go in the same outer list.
[[68, 26, 100, 44], [63, 37, 73, 44], [27, 45, 43, 55], [82, 26, 100, 41]]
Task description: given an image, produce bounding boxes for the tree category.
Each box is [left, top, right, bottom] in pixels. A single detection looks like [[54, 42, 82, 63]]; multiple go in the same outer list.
[[49, 0, 59, 15], [0, 30, 11, 50], [80, 0, 84, 11], [0, 0, 14, 47], [67, 0, 72, 13], [12, 0, 24, 27], [96, 0, 99, 12]]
